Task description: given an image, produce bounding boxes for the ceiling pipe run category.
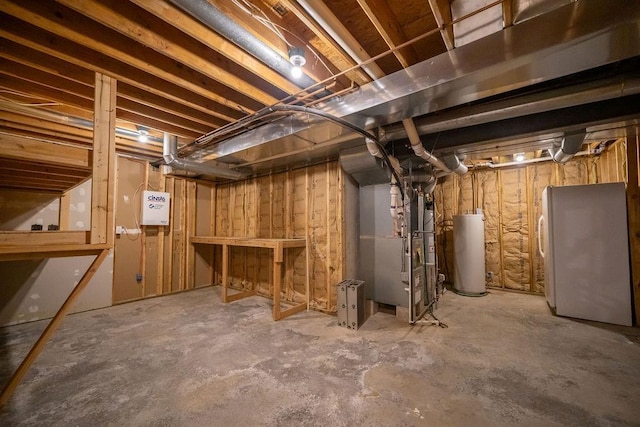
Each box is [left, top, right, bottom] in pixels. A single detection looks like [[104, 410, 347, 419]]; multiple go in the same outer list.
[[549, 131, 587, 163], [163, 133, 246, 180], [402, 118, 466, 174], [167, 0, 319, 90]]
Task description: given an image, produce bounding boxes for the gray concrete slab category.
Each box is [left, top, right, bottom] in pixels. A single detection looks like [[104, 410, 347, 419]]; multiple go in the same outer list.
[[1, 287, 639, 426]]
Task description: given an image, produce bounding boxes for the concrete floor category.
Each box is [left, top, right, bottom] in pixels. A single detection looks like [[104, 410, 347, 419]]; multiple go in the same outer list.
[[1, 287, 639, 426]]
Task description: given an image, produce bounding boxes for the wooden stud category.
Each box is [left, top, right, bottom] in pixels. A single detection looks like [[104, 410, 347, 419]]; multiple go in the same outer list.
[[497, 170, 506, 288], [525, 166, 536, 292], [0, 248, 109, 407], [186, 179, 197, 289], [91, 73, 117, 245], [156, 171, 166, 295], [626, 135, 640, 325]]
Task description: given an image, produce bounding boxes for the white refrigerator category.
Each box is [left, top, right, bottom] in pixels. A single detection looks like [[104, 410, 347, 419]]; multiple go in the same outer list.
[[538, 182, 632, 326]]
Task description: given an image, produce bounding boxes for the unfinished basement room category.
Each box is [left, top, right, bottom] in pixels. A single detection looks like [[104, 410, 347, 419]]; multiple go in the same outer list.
[[1, 0, 640, 425]]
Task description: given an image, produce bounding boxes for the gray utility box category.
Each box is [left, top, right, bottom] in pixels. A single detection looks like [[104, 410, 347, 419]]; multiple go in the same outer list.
[[337, 279, 365, 329]]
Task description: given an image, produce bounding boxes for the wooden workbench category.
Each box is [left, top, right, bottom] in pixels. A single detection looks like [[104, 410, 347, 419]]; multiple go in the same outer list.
[[190, 236, 308, 320]]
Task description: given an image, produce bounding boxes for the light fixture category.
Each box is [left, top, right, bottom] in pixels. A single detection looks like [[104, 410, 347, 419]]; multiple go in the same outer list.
[[515, 152, 525, 162], [288, 46, 306, 79], [136, 125, 149, 143]]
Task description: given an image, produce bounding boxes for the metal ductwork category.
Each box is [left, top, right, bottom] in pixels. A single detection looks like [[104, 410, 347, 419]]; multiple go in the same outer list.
[[442, 154, 469, 175], [167, 0, 319, 90], [163, 133, 246, 180], [183, 0, 640, 171], [549, 131, 587, 163]]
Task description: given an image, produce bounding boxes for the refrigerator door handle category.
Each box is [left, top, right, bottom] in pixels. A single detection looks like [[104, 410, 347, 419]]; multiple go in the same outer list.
[[537, 215, 545, 258]]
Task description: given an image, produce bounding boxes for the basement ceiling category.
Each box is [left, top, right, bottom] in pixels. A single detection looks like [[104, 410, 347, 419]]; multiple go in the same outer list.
[[1, 0, 639, 183]]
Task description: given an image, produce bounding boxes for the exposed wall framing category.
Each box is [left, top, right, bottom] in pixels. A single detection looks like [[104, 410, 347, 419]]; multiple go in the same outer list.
[[112, 158, 214, 304], [211, 161, 345, 313], [435, 139, 628, 294]]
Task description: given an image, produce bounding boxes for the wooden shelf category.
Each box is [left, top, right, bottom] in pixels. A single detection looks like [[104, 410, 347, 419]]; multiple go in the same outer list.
[[0, 243, 111, 261]]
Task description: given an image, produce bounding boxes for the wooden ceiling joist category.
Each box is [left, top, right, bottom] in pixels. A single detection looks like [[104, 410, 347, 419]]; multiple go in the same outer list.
[[428, 0, 455, 51], [0, 1, 259, 115], [56, 0, 285, 107], [0, 133, 91, 168], [356, 0, 419, 68], [128, 0, 307, 97]]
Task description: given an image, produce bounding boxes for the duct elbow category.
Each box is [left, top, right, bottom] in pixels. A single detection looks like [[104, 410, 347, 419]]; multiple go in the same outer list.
[[443, 155, 468, 175], [552, 148, 574, 164]]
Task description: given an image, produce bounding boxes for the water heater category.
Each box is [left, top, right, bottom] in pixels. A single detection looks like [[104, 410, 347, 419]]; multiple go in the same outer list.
[[453, 214, 486, 295]]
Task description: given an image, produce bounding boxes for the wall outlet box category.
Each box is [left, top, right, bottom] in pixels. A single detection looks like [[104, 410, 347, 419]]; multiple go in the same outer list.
[[141, 191, 170, 225]]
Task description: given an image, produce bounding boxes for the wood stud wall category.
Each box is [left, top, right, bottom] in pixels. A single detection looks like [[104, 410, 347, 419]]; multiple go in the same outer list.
[[435, 139, 630, 294], [212, 162, 344, 313], [112, 158, 213, 303]]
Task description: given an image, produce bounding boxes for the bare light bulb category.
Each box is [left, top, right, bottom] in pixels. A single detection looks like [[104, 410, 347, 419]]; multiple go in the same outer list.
[[291, 65, 303, 79], [138, 133, 148, 143], [288, 47, 306, 80], [515, 152, 525, 162]]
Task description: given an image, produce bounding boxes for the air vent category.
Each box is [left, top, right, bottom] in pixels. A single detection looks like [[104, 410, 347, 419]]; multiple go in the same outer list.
[[272, 2, 288, 16]]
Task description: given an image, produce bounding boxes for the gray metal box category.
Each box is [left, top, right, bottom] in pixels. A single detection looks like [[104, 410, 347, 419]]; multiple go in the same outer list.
[[346, 281, 365, 329], [337, 279, 365, 329], [337, 280, 349, 327]]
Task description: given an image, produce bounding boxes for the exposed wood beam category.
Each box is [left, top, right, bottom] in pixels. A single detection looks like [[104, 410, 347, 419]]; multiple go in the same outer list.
[[0, 38, 229, 130], [0, 133, 91, 168], [292, 0, 384, 80], [427, 0, 455, 51], [356, 0, 419, 68], [0, 63, 205, 138], [57, 0, 285, 106], [0, 1, 261, 114], [91, 73, 116, 245], [0, 14, 243, 123], [128, 0, 305, 96]]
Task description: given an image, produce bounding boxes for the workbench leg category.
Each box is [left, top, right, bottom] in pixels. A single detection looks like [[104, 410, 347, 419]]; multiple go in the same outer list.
[[0, 249, 109, 408], [273, 260, 283, 320], [222, 244, 229, 303]]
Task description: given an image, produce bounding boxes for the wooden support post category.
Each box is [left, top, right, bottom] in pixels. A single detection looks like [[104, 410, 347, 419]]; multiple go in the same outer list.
[[273, 241, 283, 320], [0, 249, 110, 407], [627, 136, 640, 325], [497, 170, 506, 288], [91, 73, 116, 245], [222, 243, 229, 303]]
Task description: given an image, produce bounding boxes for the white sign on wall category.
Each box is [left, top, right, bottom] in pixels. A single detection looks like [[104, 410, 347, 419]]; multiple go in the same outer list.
[[141, 191, 170, 225]]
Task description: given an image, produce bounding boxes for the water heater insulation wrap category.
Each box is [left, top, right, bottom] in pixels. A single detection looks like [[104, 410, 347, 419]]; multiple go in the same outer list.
[[453, 214, 486, 295]]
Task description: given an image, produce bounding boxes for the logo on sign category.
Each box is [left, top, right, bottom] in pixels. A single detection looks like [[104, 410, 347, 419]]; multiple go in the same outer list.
[[147, 194, 166, 202]]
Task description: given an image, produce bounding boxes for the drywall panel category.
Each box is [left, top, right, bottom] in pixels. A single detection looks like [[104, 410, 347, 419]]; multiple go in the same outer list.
[[0, 189, 59, 231], [113, 157, 146, 302], [0, 179, 112, 326], [0, 253, 113, 326]]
